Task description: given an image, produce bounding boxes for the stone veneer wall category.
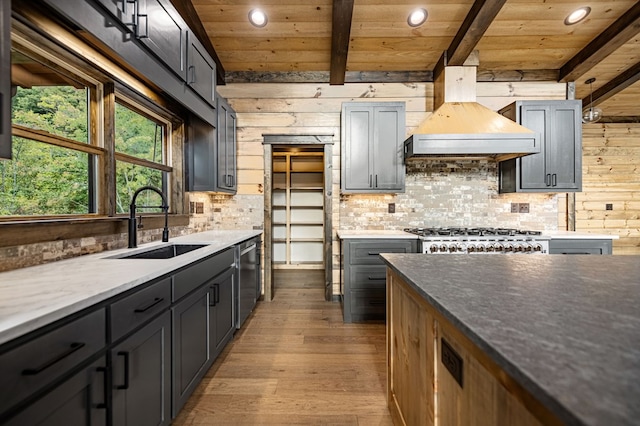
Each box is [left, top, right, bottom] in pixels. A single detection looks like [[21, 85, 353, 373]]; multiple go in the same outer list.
[[340, 161, 560, 231]]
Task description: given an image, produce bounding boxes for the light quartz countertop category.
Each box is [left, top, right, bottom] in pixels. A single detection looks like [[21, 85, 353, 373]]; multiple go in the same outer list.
[[337, 230, 419, 239], [0, 230, 262, 346], [542, 230, 619, 240], [381, 253, 640, 426]]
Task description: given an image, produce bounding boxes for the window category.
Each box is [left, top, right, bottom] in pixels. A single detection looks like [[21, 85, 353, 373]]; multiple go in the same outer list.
[[1, 47, 99, 216], [1, 34, 178, 220], [114, 99, 171, 214]]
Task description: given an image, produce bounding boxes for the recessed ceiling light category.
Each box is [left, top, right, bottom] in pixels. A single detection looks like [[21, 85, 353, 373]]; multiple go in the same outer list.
[[248, 9, 268, 28], [408, 8, 428, 27], [564, 7, 591, 25]]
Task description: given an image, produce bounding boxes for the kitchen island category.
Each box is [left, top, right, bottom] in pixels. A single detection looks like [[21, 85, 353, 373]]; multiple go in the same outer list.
[[382, 253, 640, 426]]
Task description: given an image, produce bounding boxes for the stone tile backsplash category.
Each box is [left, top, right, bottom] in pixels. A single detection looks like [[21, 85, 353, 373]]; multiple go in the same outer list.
[[339, 160, 559, 231]]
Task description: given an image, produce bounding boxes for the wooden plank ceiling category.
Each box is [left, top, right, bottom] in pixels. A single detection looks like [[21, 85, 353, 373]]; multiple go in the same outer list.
[[181, 0, 640, 118]]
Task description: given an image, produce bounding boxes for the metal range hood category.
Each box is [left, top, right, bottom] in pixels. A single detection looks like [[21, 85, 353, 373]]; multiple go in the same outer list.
[[404, 66, 540, 162]]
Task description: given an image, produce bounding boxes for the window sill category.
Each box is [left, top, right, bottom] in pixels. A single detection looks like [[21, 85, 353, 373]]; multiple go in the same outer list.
[[0, 215, 190, 248]]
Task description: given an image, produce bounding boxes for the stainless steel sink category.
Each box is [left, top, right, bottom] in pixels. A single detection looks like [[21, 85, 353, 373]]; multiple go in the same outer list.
[[113, 244, 209, 259]]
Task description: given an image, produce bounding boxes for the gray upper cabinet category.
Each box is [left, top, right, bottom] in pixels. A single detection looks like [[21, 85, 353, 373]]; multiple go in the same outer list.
[[187, 31, 216, 107], [0, 0, 10, 159], [93, 0, 136, 29], [135, 0, 187, 79], [186, 113, 216, 192], [499, 100, 582, 193], [216, 95, 237, 193], [341, 102, 406, 193]]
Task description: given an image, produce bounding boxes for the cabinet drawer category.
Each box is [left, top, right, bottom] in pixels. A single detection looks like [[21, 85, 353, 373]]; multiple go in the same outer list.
[[0, 309, 106, 415], [349, 265, 387, 289], [110, 277, 172, 342], [173, 248, 234, 301], [349, 289, 386, 320], [348, 241, 416, 265]]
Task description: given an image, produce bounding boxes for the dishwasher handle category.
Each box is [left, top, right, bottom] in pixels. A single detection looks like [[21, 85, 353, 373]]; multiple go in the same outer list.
[[240, 243, 257, 256]]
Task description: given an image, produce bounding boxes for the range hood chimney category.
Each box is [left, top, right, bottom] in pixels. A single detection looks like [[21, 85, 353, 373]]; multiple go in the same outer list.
[[404, 65, 540, 161]]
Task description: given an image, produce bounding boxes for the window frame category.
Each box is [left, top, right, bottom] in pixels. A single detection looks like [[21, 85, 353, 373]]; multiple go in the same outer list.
[[0, 15, 188, 242]]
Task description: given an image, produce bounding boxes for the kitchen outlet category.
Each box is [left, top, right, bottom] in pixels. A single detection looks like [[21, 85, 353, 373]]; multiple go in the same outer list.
[[195, 202, 204, 214], [511, 203, 519, 213], [388, 203, 396, 213], [519, 203, 530, 213], [189, 202, 195, 214], [606, 203, 613, 210]]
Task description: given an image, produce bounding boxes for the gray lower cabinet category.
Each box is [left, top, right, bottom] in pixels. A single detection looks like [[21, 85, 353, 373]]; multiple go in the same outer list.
[[172, 284, 211, 417], [341, 239, 417, 322], [549, 238, 613, 255], [499, 100, 582, 193], [341, 102, 406, 193], [111, 311, 171, 426], [0, 0, 10, 159], [0, 245, 242, 424], [209, 266, 235, 360], [0, 308, 107, 425], [4, 356, 107, 426]]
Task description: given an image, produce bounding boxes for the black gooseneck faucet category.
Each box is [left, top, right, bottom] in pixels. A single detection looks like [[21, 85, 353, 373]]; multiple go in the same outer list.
[[128, 186, 169, 248]]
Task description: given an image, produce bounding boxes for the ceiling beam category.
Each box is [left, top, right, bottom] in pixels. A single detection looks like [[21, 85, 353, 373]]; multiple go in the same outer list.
[[582, 61, 640, 108], [433, 0, 508, 79], [559, 2, 640, 83], [170, 0, 226, 85], [225, 69, 557, 84], [329, 0, 355, 85]]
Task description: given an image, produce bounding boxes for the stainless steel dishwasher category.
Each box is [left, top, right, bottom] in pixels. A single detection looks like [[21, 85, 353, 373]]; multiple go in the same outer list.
[[236, 237, 260, 329]]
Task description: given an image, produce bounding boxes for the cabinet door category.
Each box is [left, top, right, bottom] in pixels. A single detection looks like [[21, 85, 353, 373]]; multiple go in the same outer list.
[[0, 0, 10, 159], [112, 312, 171, 426], [172, 285, 210, 416], [548, 102, 581, 190], [548, 239, 612, 255], [93, 0, 136, 29], [216, 96, 237, 193], [4, 357, 107, 426], [209, 267, 235, 359], [136, 0, 186, 79], [186, 113, 216, 191], [342, 105, 374, 191], [519, 104, 551, 190], [187, 32, 216, 106], [372, 106, 405, 191]]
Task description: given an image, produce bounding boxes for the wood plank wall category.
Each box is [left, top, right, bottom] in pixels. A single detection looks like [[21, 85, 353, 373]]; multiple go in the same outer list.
[[579, 123, 640, 255], [218, 81, 572, 293]]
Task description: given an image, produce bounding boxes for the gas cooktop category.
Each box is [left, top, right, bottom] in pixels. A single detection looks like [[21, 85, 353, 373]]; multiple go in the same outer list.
[[404, 227, 542, 237]]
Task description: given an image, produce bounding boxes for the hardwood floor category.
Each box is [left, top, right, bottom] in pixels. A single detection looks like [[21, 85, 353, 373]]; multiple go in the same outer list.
[[173, 269, 392, 425]]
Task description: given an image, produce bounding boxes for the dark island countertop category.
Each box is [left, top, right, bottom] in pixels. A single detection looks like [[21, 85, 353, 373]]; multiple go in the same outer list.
[[381, 253, 640, 426]]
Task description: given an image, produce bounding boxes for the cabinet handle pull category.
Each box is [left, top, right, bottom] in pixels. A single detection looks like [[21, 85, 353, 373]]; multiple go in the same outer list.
[[22, 342, 85, 375], [545, 173, 551, 186], [210, 284, 220, 306], [188, 65, 195, 84], [369, 175, 372, 188], [367, 251, 381, 255], [96, 366, 108, 409], [375, 174, 378, 188], [368, 276, 385, 280], [134, 297, 164, 313], [552, 173, 557, 187], [136, 14, 148, 38], [117, 351, 130, 390], [369, 300, 385, 306]]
